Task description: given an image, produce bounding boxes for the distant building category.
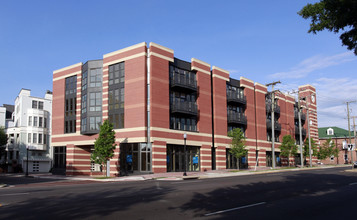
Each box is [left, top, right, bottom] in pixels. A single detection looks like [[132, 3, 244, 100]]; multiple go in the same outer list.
[[318, 126, 357, 165], [4, 89, 52, 173]]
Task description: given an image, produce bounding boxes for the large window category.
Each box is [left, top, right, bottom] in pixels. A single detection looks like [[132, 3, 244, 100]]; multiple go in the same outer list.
[[32, 100, 38, 109], [65, 75, 77, 133], [89, 92, 102, 112], [108, 62, 125, 129], [33, 133, 37, 144], [170, 117, 197, 131], [89, 117, 102, 130], [82, 70, 88, 91], [39, 117, 43, 127], [82, 94, 87, 114], [33, 116, 38, 127], [38, 101, 44, 110], [89, 68, 102, 87]]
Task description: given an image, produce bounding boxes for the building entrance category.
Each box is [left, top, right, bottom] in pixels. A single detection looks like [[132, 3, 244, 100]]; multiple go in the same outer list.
[[52, 146, 66, 175], [120, 143, 151, 175], [167, 144, 200, 172]]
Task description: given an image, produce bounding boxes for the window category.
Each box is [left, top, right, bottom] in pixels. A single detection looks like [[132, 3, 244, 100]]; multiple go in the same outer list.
[[38, 101, 44, 110], [33, 116, 38, 127], [44, 118, 47, 128], [28, 133, 31, 143], [32, 100, 38, 109], [65, 76, 77, 95], [33, 133, 37, 144], [89, 117, 101, 130], [82, 70, 88, 91], [82, 94, 87, 113], [109, 62, 124, 85], [28, 116, 32, 126], [170, 117, 196, 131], [81, 117, 87, 132], [327, 128, 334, 136], [38, 134, 42, 144], [89, 68, 102, 87], [43, 134, 47, 145], [89, 92, 102, 112], [108, 62, 125, 129], [39, 117, 43, 127]]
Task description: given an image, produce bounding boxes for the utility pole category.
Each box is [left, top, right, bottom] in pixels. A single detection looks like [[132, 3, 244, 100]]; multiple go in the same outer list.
[[305, 96, 313, 167], [266, 81, 281, 169], [346, 101, 356, 169], [298, 94, 304, 168], [351, 116, 357, 168]]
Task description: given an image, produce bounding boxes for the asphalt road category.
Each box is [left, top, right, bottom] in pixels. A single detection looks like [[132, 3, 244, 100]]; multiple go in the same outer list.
[[1, 167, 357, 219]]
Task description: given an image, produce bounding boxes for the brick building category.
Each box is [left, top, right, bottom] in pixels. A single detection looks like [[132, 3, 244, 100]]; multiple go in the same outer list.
[[318, 127, 357, 165], [51, 42, 318, 176]]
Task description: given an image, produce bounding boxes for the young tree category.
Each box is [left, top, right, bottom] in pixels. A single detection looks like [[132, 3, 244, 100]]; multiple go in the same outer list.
[[303, 138, 318, 164], [317, 138, 339, 161], [91, 120, 116, 177], [298, 0, 357, 55], [0, 127, 8, 161], [228, 128, 247, 170], [280, 135, 298, 167]]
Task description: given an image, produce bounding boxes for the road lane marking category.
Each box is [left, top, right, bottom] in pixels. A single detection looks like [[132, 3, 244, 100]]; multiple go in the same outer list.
[[204, 202, 266, 216], [171, 180, 202, 184], [0, 193, 29, 197], [349, 182, 357, 186]]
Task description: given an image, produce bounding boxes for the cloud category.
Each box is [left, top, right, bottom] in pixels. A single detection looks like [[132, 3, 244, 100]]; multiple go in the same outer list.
[[315, 77, 357, 129], [269, 52, 356, 79]]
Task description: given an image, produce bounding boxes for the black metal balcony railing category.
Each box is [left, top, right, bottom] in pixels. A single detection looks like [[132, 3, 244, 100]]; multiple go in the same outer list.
[[227, 111, 247, 125], [266, 119, 281, 131], [266, 103, 280, 114], [294, 111, 306, 121], [295, 126, 307, 136], [171, 101, 198, 116], [226, 91, 247, 105], [170, 73, 197, 91]]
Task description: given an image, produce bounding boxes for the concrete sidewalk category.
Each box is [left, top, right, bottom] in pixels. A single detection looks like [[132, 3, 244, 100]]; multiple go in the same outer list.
[[3, 164, 351, 184]]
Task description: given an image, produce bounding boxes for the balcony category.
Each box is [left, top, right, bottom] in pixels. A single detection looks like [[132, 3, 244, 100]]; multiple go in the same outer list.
[[227, 111, 247, 125], [227, 91, 246, 105], [294, 110, 306, 121], [170, 73, 197, 92], [266, 103, 280, 114], [266, 119, 281, 131], [171, 101, 198, 116], [295, 126, 306, 136]]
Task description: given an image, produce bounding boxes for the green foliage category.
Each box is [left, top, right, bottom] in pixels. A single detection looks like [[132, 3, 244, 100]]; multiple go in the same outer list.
[[0, 127, 7, 159], [228, 128, 248, 162], [91, 120, 116, 167], [303, 138, 318, 158], [317, 138, 339, 160], [298, 0, 357, 55], [280, 135, 298, 164]]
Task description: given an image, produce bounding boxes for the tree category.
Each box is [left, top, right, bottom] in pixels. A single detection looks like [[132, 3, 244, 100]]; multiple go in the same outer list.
[[280, 135, 298, 167], [91, 120, 116, 177], [228, 128, 248, 170], [303, 138, 318, 164], [298, 0, 357, 55], [317, 138, 339, 160], [0, 127, 8, 162]]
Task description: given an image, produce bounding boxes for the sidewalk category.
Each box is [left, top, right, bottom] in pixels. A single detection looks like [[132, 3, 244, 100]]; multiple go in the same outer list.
[[2, 164, 351, 184]]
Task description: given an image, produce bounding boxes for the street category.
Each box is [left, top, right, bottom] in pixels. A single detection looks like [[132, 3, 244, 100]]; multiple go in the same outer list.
[[1, 167, 357, 219]]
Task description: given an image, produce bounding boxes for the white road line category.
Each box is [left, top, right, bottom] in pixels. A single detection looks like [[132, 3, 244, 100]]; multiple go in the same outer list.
[[170, 180, 202, 184], [0, 192, 29, 197], [349, 182, 357, 186], [204, 202, 266, 216]]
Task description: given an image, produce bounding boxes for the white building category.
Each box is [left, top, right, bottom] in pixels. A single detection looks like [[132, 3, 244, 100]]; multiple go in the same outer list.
[[5, 89, 52, 173]]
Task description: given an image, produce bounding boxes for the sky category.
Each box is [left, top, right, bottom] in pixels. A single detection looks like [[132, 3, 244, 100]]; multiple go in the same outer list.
[[1, 0, 356, 130]]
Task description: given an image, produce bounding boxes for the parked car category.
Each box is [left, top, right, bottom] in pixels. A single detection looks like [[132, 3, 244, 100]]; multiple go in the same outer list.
[[354, 162, 357, 168]]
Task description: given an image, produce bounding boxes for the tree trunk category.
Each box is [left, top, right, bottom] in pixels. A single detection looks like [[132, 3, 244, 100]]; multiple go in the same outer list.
[[237, 158, 240, 171]]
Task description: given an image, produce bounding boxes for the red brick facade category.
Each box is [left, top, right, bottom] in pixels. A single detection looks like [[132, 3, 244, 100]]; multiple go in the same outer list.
[[51, 42, 319, 176]]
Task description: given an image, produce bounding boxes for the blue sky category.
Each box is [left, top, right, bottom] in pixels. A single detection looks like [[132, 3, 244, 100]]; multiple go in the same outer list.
[[1, 0, 356, 129]]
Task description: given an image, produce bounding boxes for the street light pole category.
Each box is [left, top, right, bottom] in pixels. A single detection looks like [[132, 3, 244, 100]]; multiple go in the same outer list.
[[183, 133, 187, 176]]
